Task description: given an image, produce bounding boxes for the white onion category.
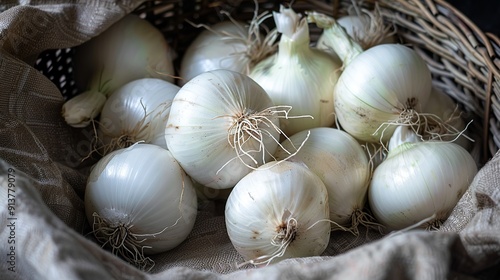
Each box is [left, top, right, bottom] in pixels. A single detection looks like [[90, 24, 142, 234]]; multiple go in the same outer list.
[[97, 78, 179, 154], [225, 160, 330, 266], [309, 12, 433, 144], [274, 127, 370, 227], [180, 21, 247, 86], [179, 19, 276, 86], [85, 144, 197, 270], [369, 126, 477, 231], [334, 43, 432, 143], [250, 6, 342, 136], [63, 14, 175, 127], [165, 69, 284, 189]]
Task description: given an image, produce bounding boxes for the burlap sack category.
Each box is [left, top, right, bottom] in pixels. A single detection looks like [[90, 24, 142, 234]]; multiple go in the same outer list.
[[0, 1, 499, 279]]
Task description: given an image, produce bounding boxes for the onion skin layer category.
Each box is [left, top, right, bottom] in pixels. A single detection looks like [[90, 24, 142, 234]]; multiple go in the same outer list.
[[225, 161, 331, 264], [368, 141, 477, 231], [165, 69, 280, 190], [334, 44, 432, 143], [274, 127, 370, 225], [85, 144, 198, 255]]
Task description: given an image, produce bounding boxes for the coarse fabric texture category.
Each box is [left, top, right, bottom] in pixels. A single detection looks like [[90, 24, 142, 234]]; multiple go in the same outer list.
[[0, 1, 499, 279]]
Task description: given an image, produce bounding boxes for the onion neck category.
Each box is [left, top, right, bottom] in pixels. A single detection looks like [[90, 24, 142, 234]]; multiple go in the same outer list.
[[277, 33, 312, 61], [307, 11, 363, 66], [274, 6, 311, 61], [388, 125, 421, 151], [62, 89, 107, 127]]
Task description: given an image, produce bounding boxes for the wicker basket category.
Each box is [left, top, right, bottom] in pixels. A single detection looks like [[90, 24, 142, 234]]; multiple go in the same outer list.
[[36, 0, 500, 164], [10, 0, 498, 277]]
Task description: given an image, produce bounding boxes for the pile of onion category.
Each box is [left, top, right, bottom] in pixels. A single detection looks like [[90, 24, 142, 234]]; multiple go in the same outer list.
[[68, 3, 479, 271]]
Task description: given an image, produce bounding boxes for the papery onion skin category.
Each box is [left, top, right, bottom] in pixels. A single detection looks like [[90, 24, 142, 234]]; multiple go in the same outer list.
[[274, 127, 370, 225], [334, 44, 432, 143], [165, 69, 280, 189], [225, 161, 331, 264], [85, 144, 197, 255], [368, 141, 477, 231], [98, 78, 179, 153]]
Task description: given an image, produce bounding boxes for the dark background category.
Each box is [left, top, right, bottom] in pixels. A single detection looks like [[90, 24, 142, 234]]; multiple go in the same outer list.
[[448, 0, 500, 36]]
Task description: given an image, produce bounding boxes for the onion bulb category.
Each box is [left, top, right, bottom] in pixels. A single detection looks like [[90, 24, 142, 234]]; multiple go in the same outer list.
[[85, 144, 197, 270], [179, 14, 277, 86], [369, 126, 477, 231], [225, 160, 330, 266], [250, 6, 342, 136], [97, 78, 179, 154], [274, 127, 371, 229], [334, 43, 432, 144], [63, 14, 175, 127], [308, 12, 433, 144], [166, 69, 293, 189]]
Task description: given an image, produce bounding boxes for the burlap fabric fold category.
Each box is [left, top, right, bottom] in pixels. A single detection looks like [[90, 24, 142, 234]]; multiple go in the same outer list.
[[0, 1, 499, 279]]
